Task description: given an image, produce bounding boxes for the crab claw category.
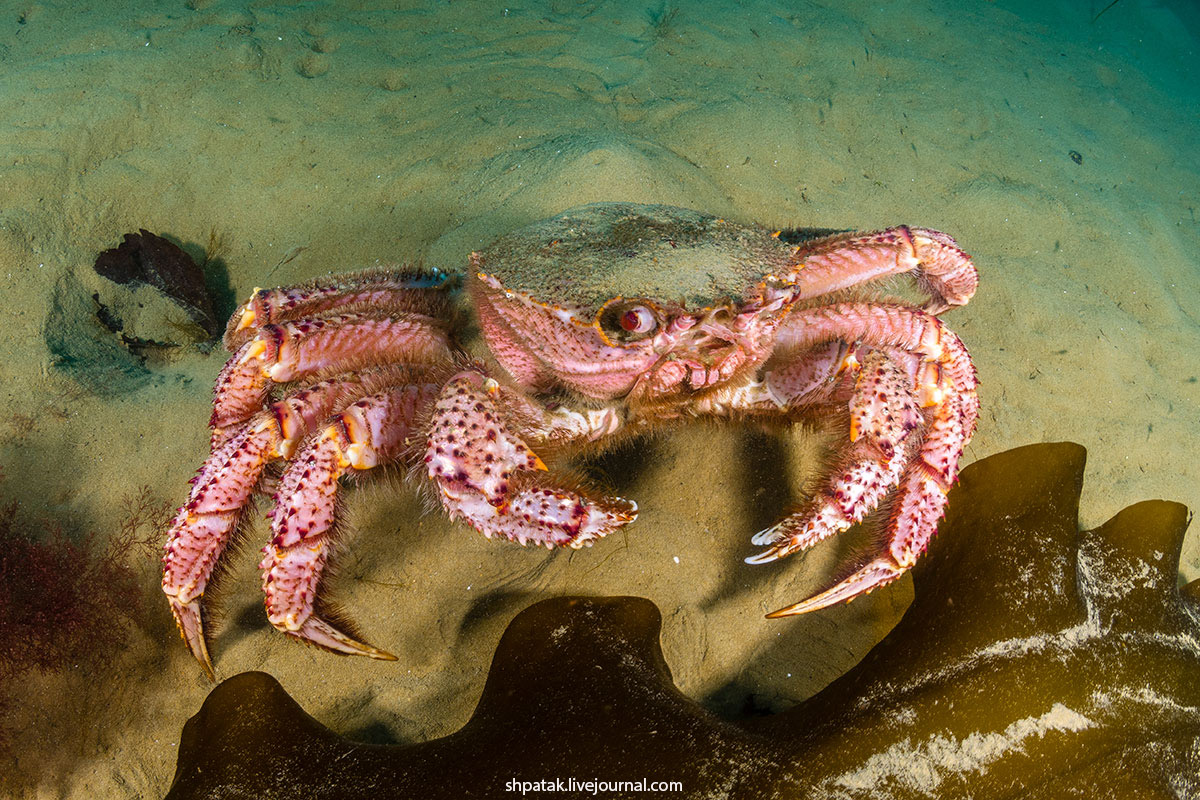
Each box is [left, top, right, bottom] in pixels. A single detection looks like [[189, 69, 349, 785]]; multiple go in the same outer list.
[[765, 558, 906, 617], [427, 370, 637, 548]]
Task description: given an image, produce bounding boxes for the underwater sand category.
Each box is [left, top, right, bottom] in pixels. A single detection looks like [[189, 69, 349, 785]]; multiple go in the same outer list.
[[0, 0, 1196, 796]]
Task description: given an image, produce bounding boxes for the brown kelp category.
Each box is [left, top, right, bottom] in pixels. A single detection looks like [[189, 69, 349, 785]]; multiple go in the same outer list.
[[165, 443, 1198, 799]]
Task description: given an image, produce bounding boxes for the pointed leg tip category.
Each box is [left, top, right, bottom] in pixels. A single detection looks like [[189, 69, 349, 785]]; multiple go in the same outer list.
[[766, 559, 906, 618], [290, 615, 398, 661], [197, 657, 217, 683], [764, 596, 834, 618], [745, 544, 789, 565], [169, 596, 218, 681], [749, 530, 776, 547]]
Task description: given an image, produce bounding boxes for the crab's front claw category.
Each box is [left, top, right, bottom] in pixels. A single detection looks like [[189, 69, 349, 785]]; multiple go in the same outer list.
[[427, 371, 637, 548], [437, 473, 637, 548]]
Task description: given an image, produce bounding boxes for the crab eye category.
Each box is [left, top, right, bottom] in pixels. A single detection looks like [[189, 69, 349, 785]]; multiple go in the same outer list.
[[599, 301, 659, 342], [620, 306, 655, 333]]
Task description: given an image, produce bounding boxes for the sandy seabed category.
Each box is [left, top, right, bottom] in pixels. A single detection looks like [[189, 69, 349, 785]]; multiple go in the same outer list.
[[0, 0, 1197, 796]]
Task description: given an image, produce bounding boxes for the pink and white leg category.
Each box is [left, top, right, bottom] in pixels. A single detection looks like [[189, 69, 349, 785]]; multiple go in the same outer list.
[[260, 383, 436, 657], [164, 369, 435, 677], [746, 303, 978, 616], [210, 311, 450, 444], [746, 350, 920, 563], [786, 226, 979, 314], [223, 268, 450, 350], [163, 375, 362, 679]]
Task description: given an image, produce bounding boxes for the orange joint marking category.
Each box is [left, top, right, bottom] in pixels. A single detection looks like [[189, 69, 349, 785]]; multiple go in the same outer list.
[[917, 362, 944, 407], [483, 377, 501, 395], [233, 302, 259, 333], [849, 415, 860, 443], [238, 338, 268, 366], [532, 454, 548, 471], [342, 411, 377, 470], [273, 406, 302, 459], [319, 425, 354, 471]]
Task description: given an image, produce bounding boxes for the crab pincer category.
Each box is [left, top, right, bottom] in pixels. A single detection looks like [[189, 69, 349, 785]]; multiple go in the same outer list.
[[425, 370, 637, 549]]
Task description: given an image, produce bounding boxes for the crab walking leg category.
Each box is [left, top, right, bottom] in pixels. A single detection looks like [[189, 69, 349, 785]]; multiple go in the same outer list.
[[786, 226, 978, 314], [747, 350, 923, 564], [425, 371, 637, 548], [163, 370, 427, 679], [162, 421, 278, 681], [224, 268, 450, 349], [210, 311, 450, 444], [260, 384, 436, 657], [754, 303, 979, 616]]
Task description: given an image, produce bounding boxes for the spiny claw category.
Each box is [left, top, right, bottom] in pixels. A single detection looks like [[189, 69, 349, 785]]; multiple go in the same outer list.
[[168, 596, 215, 682], [745, 521, 790, 563], [765, 558, 905, 618], [745, 504, 848, 563], [287, 616, 398, 661]]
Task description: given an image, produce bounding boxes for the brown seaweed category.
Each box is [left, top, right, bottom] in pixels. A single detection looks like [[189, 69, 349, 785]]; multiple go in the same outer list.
[[94, 230, 219, 339], [164, 443, 1199, 799]]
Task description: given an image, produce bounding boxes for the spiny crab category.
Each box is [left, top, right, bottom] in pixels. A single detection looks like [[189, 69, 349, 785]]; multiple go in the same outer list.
[[163, 202, 979, 679]]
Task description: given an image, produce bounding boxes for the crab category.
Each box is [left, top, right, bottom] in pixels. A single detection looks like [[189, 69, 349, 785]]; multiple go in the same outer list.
[[162, 202, 979, 680]]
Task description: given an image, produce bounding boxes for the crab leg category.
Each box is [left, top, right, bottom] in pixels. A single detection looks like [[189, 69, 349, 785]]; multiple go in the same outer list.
[[786, 226, 978, 314], [162, 418, 279, 681], [224, 268, 450, 349], [211, 311, 451, 444], [163, 368, 432, 679], [747, 349, 923, 562], [425, 371, 637, 548], [260, 383, 437, 657], [747, 303, 978, 615]]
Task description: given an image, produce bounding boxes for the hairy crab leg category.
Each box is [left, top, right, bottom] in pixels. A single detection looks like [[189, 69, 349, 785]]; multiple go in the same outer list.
[[260, 383, 438, 657], [425, 371, 636, 548], [163, 367, 431, 679], [748, 303, 978, 615], [223, 267, 451, 349], [211, 311, 451, 445], [785, 226, 978, 314], [163, 420, 278, 681], [746, 350, 923, 562]]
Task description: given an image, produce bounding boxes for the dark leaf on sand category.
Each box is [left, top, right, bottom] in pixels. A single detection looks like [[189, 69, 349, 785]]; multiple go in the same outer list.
[[94, 230, 219, 338]]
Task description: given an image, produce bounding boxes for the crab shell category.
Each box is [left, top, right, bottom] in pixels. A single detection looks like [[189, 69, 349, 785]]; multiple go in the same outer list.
[[470, 203, 805, 404]]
